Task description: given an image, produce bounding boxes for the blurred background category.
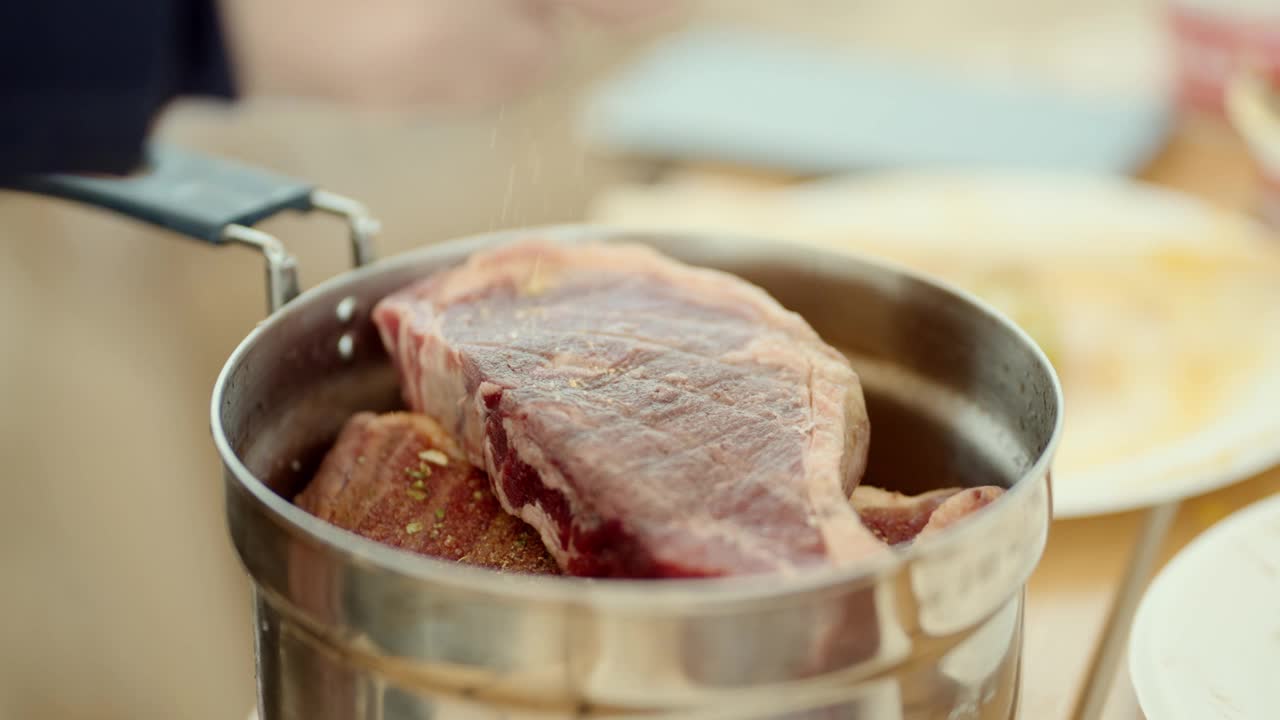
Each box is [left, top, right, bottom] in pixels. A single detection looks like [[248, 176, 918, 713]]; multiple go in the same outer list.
[[1, 1, 1278, 719]]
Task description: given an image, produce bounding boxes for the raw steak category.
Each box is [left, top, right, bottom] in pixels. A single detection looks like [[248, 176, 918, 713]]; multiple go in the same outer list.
[[294, 412, 558, 574], [851, 485, 1004, 545], [292, 412, 1003, 569], [373, 239, 880, 578]]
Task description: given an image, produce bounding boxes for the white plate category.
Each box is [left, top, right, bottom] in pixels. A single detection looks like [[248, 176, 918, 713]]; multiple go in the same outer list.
[[592, 172, 1280, 517], [1128, 492, 1280, 720]]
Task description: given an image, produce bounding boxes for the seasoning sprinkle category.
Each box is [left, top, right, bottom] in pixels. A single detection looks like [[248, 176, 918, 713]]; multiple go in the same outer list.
[[411, 479, 426, 490], [405, 468, 424, 479], [406, 489, 427, 501], [404, 521, 423, 535], [418, 449, 449, 466], [568, 378, 580, 388], [356, 455, 367, 465], [435, 508, 446, 520], [473, 490, 484, 500]]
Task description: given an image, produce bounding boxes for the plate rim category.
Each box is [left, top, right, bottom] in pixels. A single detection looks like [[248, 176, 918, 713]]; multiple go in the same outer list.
[[1127, 492, 1280, 720]]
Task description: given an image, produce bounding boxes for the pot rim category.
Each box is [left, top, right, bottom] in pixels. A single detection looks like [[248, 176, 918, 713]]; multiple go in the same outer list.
[[210, 223, 1063, 609]]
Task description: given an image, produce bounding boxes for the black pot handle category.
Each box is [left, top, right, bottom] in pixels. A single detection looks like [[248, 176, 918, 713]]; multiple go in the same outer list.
[[5, 143, 379, 312]]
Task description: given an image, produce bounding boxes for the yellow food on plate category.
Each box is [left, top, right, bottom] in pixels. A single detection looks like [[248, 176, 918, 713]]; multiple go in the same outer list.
[[888, 248, 1279, 477]]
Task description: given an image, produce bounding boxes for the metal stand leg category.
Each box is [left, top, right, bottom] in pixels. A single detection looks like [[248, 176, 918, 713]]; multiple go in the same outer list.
[[1068, 501, 1180, 720]]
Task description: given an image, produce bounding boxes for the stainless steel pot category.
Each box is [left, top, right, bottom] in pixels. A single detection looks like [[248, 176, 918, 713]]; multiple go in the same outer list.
[[13, 147, 1062, 720]]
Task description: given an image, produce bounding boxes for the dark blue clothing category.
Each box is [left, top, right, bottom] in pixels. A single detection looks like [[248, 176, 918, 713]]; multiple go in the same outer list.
[[0, 1, 234, 179]]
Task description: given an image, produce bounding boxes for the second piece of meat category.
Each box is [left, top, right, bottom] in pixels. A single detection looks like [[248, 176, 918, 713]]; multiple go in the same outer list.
[[851, 486, 1005, 546], [294, 412, 558, 574]]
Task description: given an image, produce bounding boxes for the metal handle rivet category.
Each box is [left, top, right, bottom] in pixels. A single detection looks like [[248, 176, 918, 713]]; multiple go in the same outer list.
[[336, 296, 358, 323]]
